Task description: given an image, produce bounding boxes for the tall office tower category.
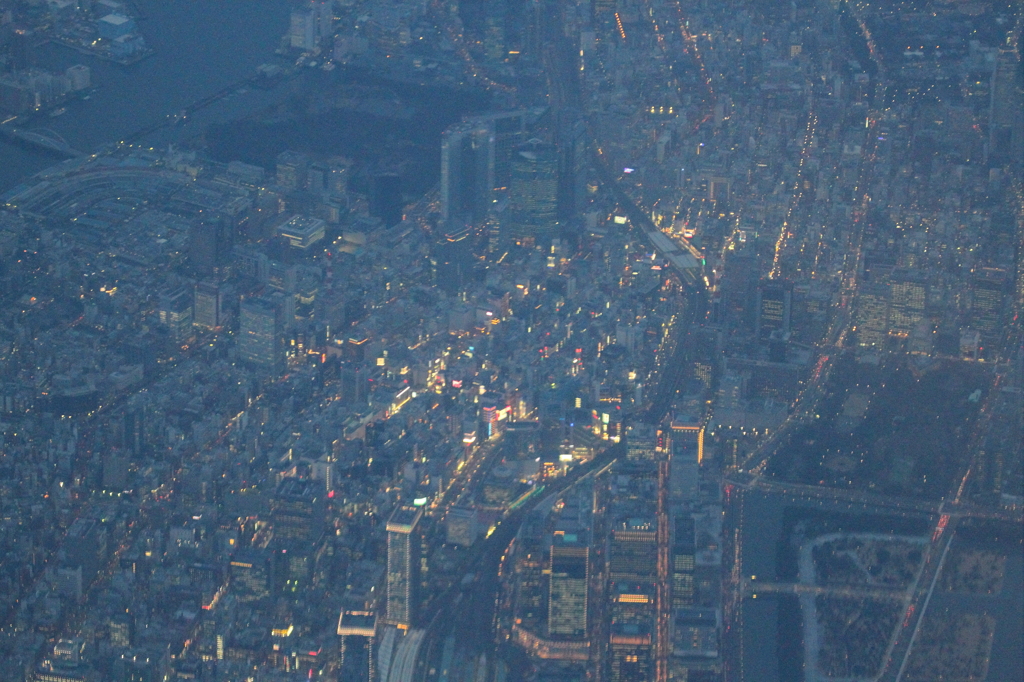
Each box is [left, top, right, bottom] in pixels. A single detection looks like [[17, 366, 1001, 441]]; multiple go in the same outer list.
[[756, 279, 793, 340], [441, 121, 495, 224], [1017, 215, 1024, 309], [672, 434, 700, 504], [108, 615, 132, 648], [609, 518, 658, 582], [289, 6, 317, 50], [8, 27, 33, 70], [972, 268, 1009, 349], [625, 423, 659, 461], [337, 611, 376, 682], [607, 582, 656, 680], [371, 173, 403, 228], [239, 295, 283, 371], [386, 506, 423, 627], [855, 283, 890, 351], [989, 45, 1023, 172], [722, 246, 760, 331], [159, 287, 194, 345], [276, 150, 309, 190], [189, 217, 232, 277], [230, 548, 271, 601], [313, 0, 334, 41], [271, 478, 325, 543], [609, 622, 653, 682], [486, 110, 531, 190], [672, 516, 696, 609], [446, 507, 479, 547], [508, 139, 559, 246], [556, 111, 588, 228], [609, 581, 655, 625], [548, 536, 589, 637], [889, 277, 926, 337], [193, 281, 224, 330], [483, 6, 506, 62], [101, 449, 129, 492]]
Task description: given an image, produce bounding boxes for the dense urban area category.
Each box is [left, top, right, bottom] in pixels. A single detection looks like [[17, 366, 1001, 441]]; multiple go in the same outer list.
[[0, 0, 1021, 681]]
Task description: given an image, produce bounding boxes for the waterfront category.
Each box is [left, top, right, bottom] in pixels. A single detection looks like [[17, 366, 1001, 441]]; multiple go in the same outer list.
[[0, 0, 292, 192]]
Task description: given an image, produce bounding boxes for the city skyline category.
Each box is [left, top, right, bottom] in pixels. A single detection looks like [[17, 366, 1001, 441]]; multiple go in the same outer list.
[[0, 1, 1020, 682]]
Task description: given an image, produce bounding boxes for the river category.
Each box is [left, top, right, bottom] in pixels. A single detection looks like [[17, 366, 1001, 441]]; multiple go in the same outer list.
[[0, 0, 293, 192]]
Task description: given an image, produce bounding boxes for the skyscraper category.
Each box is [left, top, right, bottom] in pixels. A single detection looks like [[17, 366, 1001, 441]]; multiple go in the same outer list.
[[548, 535, 589, 637], [972, 268, 1009, 350], [371, 173, 403, 228], [193, 281, 224, 330], [556, 111, 588, 228], [609, 621, 653, 682], [386, 506, 422, 628], [671, 516, 695, 609], [230, 548, 271, 601], [508, 139, 559, 246], [856, 283, 890, 351], [159, 287, 194, 345], [441, 121, 494, 224], [609, 519, 658, 582], [889, 277, 926, 337], [756, 279, 792, 340], [289, 6, 317, 50], [239, 295, 283, 371], [276, 150, 309, 190], [989, 45, 1023, 172], [469, 110, 533, 190], [672, 433, 700, 504], [625, 423, 659, 462], [271, 477, 325, 543]]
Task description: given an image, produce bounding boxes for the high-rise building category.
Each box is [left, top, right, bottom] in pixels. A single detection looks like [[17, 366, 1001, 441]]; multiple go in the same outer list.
[[193, 281, 224, 330], [441, 121, 494, 224], [446, 507, 479, 547], [756, 279, 792, 340], [159, 287, 194, 345], [337, 611, 376, 682], [609, 519, 657, 582], [239, 295, 283, 371], [289, 7, 317, 50], [548, 536, 589, 637], [508, 139, 559, 246], [230, 549, 270, 601], [371, 173, 403, 228], [189, 217, 232, 277], [556, 111, 588, 228], [386, 506, 422, 627], [101, 449, 129, 492], [972, 268, 1009, 349], [722, 247, 760, 331], [855, 283, 890, 350], [672, 516, 695, 609], [672, 434, 700, 504], [625, 423, 660, 461], [609, 622, 653, 682], [989, 46, 1023, 172], [467, 110, 533, 190], [313, 0, 334, 41], [432, 223, 477, 296], [108, 615, 132, 648], [271, 477, 325, 543], [889, 277, 926, 337], [276, 150, 309, 191]]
